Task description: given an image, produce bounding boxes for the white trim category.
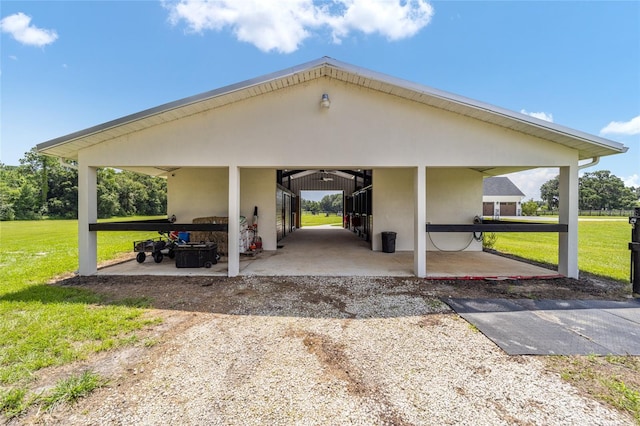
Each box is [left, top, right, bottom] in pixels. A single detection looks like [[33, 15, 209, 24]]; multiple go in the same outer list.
[[228, 166, 240, 277], [414, 166, 427, 277], [558, 164, 579, 278], [78, 165, 97, 275]]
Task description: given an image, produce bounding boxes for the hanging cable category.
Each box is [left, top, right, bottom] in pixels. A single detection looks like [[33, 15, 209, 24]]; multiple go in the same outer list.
[[427, 232, 475, 252]]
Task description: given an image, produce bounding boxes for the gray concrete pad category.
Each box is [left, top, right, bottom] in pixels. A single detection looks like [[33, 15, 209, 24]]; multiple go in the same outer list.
[[446, 298, 640, 355], [99, 226, 559, 278]]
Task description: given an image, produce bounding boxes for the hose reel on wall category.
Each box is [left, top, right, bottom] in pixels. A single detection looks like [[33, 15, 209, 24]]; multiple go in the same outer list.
[[473, 215, 483, 242], [427, 215, 484, 252]]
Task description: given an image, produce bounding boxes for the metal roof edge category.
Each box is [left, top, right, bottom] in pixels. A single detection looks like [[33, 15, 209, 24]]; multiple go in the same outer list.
[[37, 56, 629, 156], [36, 57, 337, 153], [332, 62, 628, 154]]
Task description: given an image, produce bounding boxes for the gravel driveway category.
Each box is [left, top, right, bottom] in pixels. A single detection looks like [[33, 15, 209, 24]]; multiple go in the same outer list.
[[32, 276, 633, 425]]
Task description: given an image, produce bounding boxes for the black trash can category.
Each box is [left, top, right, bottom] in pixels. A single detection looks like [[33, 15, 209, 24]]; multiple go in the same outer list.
[[381, 231, 397, 253]]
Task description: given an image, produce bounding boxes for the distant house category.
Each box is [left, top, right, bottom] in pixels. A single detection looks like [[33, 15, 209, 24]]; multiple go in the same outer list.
[[483, 177, 526, 217]]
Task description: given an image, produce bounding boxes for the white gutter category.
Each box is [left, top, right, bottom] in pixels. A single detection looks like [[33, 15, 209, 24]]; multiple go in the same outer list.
[[58, 158, 78, 170], [578, 156, 600, 170]]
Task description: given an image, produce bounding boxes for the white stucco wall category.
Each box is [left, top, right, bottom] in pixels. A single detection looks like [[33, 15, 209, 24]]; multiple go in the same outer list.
[[240, 168, 277, 250], [167, 167, 278, 250], [372, 168, 414, 251], [78, 77, 576, 170], [426, 168, 484, 251], [371, 167, 484, 252], [167, 168, 228, 222]]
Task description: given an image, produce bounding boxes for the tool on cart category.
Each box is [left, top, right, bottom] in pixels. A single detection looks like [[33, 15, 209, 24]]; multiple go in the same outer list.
[[133, 231, 187, 264]]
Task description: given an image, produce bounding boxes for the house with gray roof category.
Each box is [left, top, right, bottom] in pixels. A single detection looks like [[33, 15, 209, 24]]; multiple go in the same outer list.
[[483, 177, 526, 217]]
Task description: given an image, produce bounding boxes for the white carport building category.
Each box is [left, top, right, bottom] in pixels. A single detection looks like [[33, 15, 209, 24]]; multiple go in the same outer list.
[[37, 57, 628, 278]]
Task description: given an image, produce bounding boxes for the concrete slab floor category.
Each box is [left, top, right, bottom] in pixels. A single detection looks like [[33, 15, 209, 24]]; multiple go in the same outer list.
[[98, 226, 559, 278]]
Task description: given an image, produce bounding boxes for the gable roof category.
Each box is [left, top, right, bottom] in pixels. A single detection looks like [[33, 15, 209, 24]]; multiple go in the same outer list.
[[37, 57, 628, 162], [483, 177, 525, 197]]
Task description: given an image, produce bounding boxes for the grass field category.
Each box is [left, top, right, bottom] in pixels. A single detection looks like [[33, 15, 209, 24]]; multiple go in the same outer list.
[[491, 218, 630, 282], [300, 211, 343, 227], [0, 218, 162, 417], [0, 215, 635, 418]]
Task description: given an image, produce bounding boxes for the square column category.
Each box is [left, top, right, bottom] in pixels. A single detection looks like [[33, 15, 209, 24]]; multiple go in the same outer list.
[[414, 166, 427, 277], [78, 165, 97, 275], [558, 164, 579, 278], [228, 165, 240, 277]]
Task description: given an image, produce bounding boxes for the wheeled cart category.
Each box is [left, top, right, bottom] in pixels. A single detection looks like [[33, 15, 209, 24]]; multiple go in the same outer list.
[[134, 237, 175, 264], [174, 242, 218, 268]]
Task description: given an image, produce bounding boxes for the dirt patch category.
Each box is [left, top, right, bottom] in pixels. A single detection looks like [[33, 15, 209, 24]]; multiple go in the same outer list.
[[294, 329, 368, 396], [58, 272, 631, 315]]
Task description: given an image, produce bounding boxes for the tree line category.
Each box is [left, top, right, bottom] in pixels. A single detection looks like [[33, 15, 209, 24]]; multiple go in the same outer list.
[[301, 193, 343, 214], [0, 149, 167, 221], [2, 150, 636, 221], [539, 170, 639, 211]]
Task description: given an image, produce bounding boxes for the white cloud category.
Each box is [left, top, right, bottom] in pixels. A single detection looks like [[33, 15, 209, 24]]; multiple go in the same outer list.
[[164, 0, 434, 53], [520, 109, 554, 122], [506, 168, 559, 201], [0, 12, 58, 47], [600, 115, 640, 136], [623, 174, 639, 188]]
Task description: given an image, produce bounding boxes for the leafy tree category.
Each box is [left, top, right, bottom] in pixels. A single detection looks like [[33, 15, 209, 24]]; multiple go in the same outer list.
[[539, 170, 638, 212], [319, 193, 343, 214], [19, 148, 59, 211], [0, 164, 18, 220], [540, 175, 559, 210], [14, 182, 41, 219], [521, 199, 539, 216], [1, 150, 167, 220], [44, 159, 78, 218], [579, 170, 635, 210], [301, 199, 320, 214]]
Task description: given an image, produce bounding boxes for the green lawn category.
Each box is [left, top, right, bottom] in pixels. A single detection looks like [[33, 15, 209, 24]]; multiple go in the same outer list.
[[0, 218, 162, 416], [492, 218, 630, 282], [0, 215, 633, 417], [300, 211, 343, 227]]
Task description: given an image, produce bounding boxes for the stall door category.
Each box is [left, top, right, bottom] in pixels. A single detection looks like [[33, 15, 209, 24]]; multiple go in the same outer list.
[[276, 188, 284, 241]]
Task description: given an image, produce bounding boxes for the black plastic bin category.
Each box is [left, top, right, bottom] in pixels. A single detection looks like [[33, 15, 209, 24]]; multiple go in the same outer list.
[[381, 232, 397, 253], [175, 242, 218, 268]]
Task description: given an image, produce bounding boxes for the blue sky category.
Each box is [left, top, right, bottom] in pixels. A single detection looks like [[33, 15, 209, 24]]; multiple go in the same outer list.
[[1, 0, 638, 200]]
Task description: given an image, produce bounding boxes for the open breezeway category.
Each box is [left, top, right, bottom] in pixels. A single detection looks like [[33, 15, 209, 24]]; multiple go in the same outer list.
[[99, 226, 559, 278]]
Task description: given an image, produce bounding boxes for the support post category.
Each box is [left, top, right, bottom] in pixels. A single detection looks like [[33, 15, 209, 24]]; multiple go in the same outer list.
[[78, 165, 97, 275], [414, 166, 427, 277], [558, 164, 579, 278], [228, 165, 240, 277], [630, 207, 640, 295]]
